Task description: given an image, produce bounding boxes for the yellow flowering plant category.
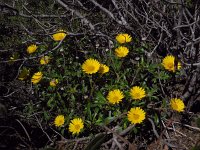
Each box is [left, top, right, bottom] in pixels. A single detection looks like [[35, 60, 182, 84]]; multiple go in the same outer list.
[[162, 55, 181, 72], [106, 89, 124, 104], [40, 56, 50, 65], [54, 115, 65, 127], [4, 2, 197, 149], [31, 72, 43, 84], [52, 30, 67, 41], [170, 98, 185, 112], [27, 44, 38, 54], [130, 86, 146, 100], [98, 64, 109, 74], [22, 31, 187, 147], [13, 9, 189, 145], [49, 79, 58, 87], [127, 107, 146, 124], [82, 58, 100, 74], [116, 33, 132, 44], [115, 46, 129, 58], [69, 118, 84, 134]]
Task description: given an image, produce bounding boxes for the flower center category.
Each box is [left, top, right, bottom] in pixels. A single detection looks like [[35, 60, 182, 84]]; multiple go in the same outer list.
[[133, 113, 140, 120], [168, 63, 174, 69], [113, 96, 119, 101], [134, 92, 141, 98], [75, 124, 80, 130], [173, 103, 178, 110], [59, 34, 63, 38], [88, 66, 95, 71], [59, 120, 63, 124]]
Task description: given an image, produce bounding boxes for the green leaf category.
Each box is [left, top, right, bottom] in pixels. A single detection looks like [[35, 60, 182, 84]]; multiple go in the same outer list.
[[95, 92, 106, 104], [162, 99, 167, 108], [85, 133, 109, 150], [104, 116, 115, 125], [18, 67, 30, 80], [191, 145, 200, 150], [153, 113, 159, 125], [196, 117, 200, 128], [47, 97, 55, 108], [133, 127, 138, 134], [43, 111, 50, 120]]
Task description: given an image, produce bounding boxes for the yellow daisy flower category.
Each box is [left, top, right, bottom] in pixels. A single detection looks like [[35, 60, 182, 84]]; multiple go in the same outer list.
[[107, 89, 124, 104], [82, 58, 100, 74], [50, 79, 59, 87], [52, 30, 67, 41], [127, 107, 146, 124], [69, 118, 84, 134], [54, 115, 65, 127], [130, 86, 146, 100], [170, 98, 185, 112], [40, 56, 50, 65], [162, 55, 181, 72], [31, 72, 43, 84], [98, 64, 109, 74], [27, 44, 37, 54], [116, 33, 132, 44], [115, 46, 129, 58]]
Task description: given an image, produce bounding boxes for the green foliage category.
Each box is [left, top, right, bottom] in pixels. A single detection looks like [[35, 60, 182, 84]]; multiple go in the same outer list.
[[1, 1, 187, 142], [196, 117, 200, 128], [85, 133, 109, 150], [16, 32, 177, 138], [191, 145, 200, 150]]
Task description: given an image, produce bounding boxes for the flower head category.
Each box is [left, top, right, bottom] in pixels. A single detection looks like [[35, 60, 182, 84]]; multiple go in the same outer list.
[[52, 30, 67, 41], [50, 79, 59, 87], [170, 98, 185, 112], [116, 33, 132, 44], [69, 118, 84, 134], [127, 107, 146, 124], [115, 46, 129, 58], [31, 72, 43, 84], [40, 56, 50, 65], [130, 86, 146, 100], [107, 89, 124, 104], [98, 64, 109, 74], [54, 115, 65, 127], [27, 44, 37, 54], [82, 58, 100, 74], [162, 55, 181, 72]]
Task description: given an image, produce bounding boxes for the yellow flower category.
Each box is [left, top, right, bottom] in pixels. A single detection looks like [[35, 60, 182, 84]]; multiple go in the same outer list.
[[130, 86, 146, 100], [98, 64, 109, 74], [31, 72, 43, 84], [116, 33, 132, 44], [54, 115, 65, 127], [27, 44, 37, 54], [127, 107, 146, 124], [18, 67, 30, 80], [52, 30, 67, 41], [69, 118, 84, 134], [107, 89, 124, 104], [115, 46, 129, 58], [50, 79, 59, 87], [40, 56, 50, 65], [170, 98, 185, 112], [162, 55, 181, 72], [82, 58, 100, 74]]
